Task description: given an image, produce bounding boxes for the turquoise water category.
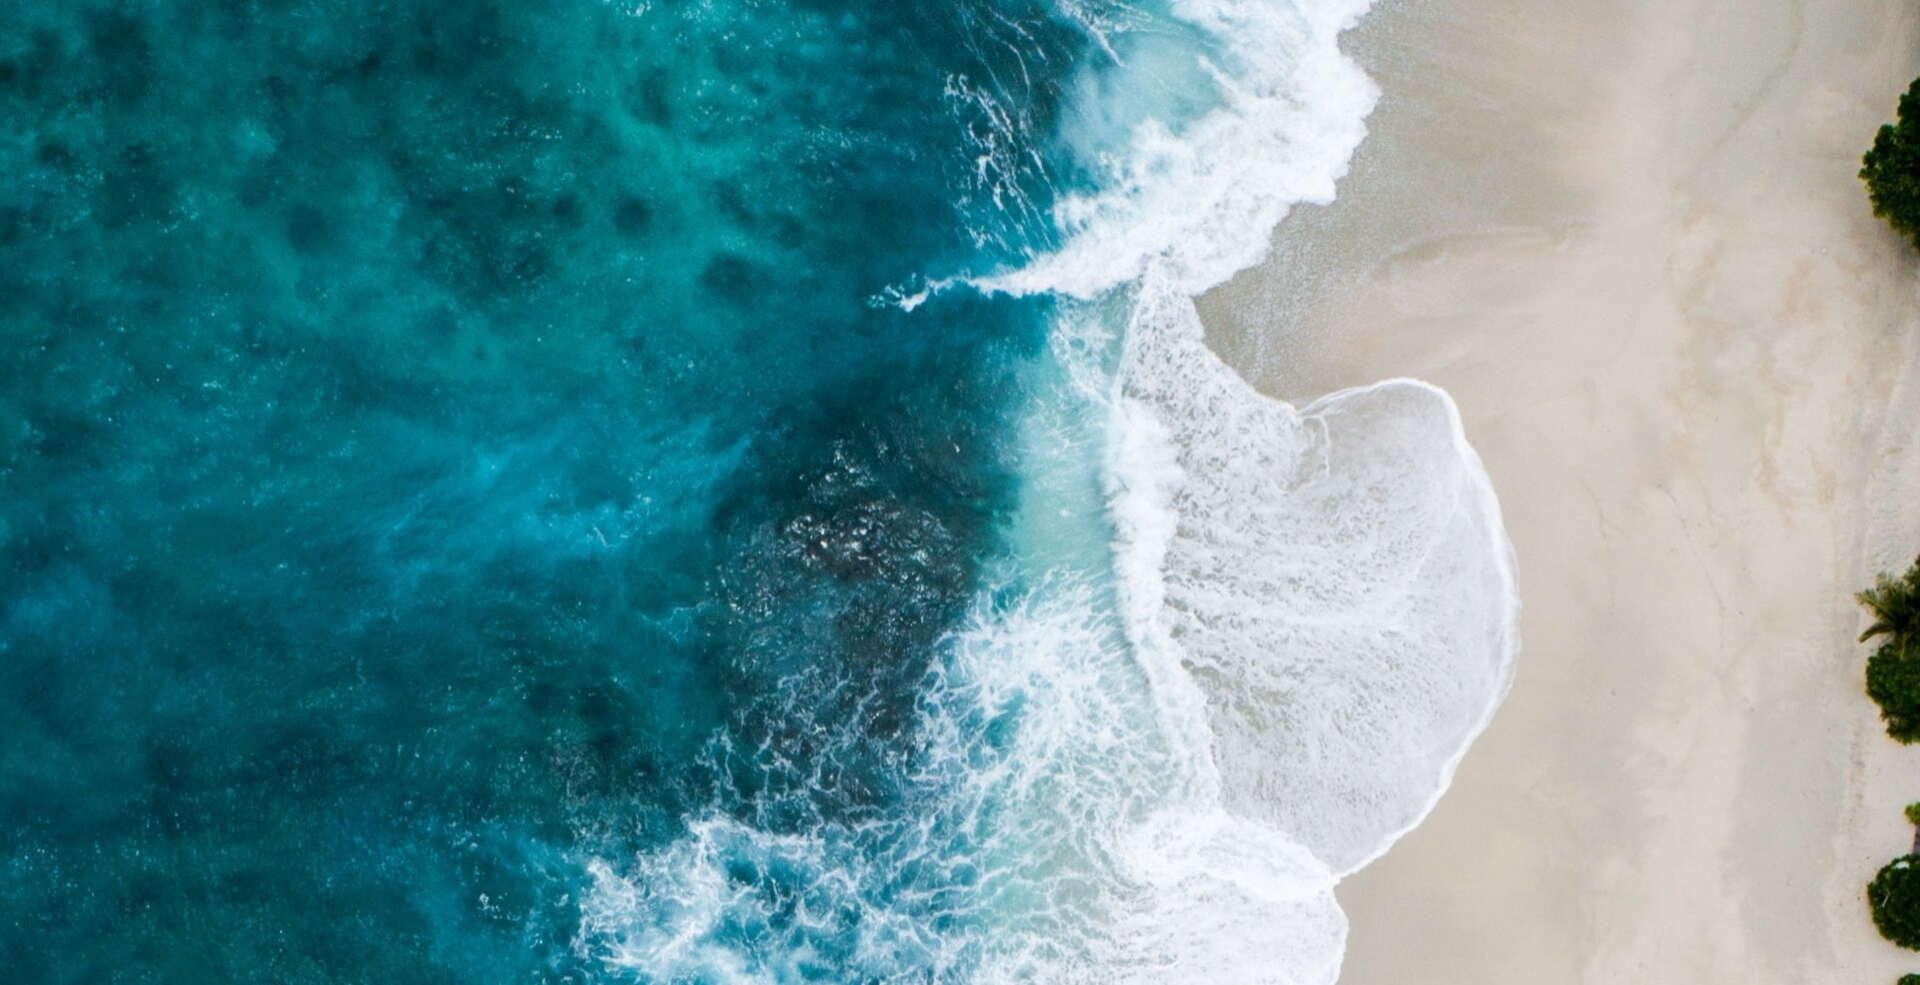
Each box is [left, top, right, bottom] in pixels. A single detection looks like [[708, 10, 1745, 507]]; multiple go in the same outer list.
[[0, 2, 1093, 980], [2, 0, 1525, 982]]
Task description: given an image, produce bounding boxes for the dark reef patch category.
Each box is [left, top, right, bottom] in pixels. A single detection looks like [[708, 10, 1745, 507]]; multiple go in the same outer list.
[[612, 194, 651, 237], [700, 251, 756, 300]]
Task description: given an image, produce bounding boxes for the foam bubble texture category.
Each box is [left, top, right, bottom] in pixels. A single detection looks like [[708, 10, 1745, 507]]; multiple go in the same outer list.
[[976, 0, 1379, 299], [1108, 276, 1518, 876]]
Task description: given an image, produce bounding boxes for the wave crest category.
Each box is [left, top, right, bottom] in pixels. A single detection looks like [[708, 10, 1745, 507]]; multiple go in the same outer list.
[[976, 0, 1378, 298]]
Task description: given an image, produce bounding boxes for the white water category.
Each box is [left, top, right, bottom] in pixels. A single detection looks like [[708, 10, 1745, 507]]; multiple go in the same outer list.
[[969, 0, 1519, 975], [977, 0, 1379, 299], [580, 0, 1518, 980], [1107, 278, 1516, 878]]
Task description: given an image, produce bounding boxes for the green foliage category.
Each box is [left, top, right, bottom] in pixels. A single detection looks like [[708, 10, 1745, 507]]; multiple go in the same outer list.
[[1864, 80, 1920, 251], [1867, 644, 1920, 742], [1908, 803, 1920, 827], [1859, 558, 1920, 741], [1872, 857, 1920, 949], [1859, 557, 1920, 646], [1900, 975, 1920, 985]]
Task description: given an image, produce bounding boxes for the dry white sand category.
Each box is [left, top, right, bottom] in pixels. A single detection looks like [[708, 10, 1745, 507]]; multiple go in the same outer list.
[[1199, 0, 1920, 979]]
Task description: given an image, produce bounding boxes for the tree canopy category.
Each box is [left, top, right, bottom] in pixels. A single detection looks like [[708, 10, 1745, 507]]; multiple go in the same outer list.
[[1868, 644, 1920, 742], [1872, 857, 1920, 949], [1863, 79, 1920, 251], [1860, 558, 1920, 648], [1859, 558, 1920, 742]]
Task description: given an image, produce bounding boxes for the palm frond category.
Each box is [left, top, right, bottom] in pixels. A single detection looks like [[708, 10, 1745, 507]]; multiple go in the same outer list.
[[1859, 557, 1920, 646]]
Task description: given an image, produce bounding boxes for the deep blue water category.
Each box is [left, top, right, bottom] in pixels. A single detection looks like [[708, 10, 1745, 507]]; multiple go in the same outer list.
[[0, 2, 1097, 980]]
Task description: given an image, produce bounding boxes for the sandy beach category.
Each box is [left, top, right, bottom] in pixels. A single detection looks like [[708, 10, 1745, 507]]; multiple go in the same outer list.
[[1200, 0, 1920, 979]]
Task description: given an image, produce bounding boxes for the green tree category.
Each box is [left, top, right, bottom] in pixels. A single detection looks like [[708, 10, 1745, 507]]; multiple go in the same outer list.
[[1871, 856, 1920, 949], [1908, 803, 1920, 827], [1864, 80, 1920, 251], [1867, 644, 1920, 742], [1900, 975, 1920, 985], [1858, 557, 1920, 649], [1859, 558, 1920, 741]]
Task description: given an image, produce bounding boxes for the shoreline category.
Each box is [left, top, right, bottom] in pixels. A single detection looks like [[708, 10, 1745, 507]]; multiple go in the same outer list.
[[1199, 0, 1920, 978]]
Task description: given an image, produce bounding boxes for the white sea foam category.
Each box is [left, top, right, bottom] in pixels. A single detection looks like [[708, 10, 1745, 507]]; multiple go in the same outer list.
[[583, 0, 1517, 979], [962, 270, 1515, 984], [974, 0, 1379, 299], [1104, 277, 1516, 878], [577, 296, 1514, 981], [977, 0, 1517, 972], [999, 0, 1516, 877]]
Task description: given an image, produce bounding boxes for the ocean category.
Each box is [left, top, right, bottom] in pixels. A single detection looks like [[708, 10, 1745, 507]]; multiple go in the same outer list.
[[0, 1, 1516, 982]]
